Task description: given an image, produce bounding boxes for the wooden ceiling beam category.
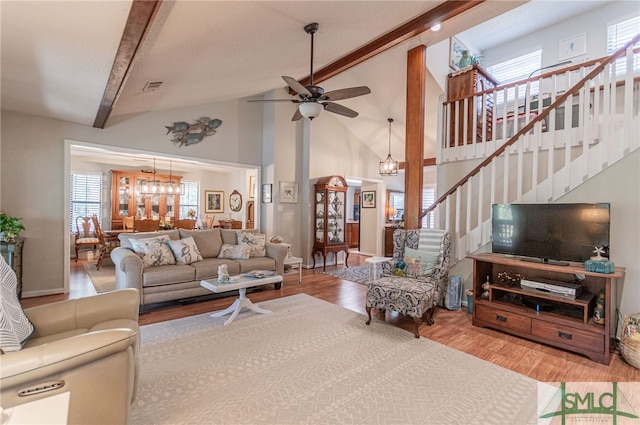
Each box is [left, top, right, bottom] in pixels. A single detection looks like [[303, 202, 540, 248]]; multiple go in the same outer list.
[[399, 158, 436, 169], [93, 0, 162, 129], [297, 1, 485, 88]]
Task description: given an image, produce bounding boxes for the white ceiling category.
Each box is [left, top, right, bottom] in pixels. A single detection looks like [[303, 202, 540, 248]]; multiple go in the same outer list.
[[1, 0, 611, 171]]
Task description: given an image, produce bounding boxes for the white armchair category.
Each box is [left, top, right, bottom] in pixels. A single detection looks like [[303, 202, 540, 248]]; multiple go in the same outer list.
[[1, 287, 140, 424]]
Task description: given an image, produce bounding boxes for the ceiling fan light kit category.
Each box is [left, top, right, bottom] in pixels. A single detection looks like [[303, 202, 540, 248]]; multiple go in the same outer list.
[[298, 102, 324, 120], [379, 118, 399, 176], [251, 22, 371, 121]]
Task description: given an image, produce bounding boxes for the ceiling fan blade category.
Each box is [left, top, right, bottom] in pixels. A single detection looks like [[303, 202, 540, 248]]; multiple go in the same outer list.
[[291, 108, 303, 121], [247, 99, 299, 103], [322, 86, 371, 101], [323, 102, 358, 118], [282, 76, 312, 97]]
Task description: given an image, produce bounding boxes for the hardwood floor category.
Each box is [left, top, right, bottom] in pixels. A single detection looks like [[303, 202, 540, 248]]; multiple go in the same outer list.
[[22, 254, 639, 383]]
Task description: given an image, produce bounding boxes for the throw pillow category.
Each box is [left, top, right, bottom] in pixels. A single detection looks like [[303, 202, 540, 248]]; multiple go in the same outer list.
[[178, 229, 222, 258], [0, 257, 34, 352], [218, 243, 251, 260], [167, 236, 203, 265], [129, 235, 176, 267], [403, 247, 440, 278], [237, 231, 266, 257]]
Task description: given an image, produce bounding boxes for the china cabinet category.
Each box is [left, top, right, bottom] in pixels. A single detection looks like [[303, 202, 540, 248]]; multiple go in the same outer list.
[[313, 175, 349, 271], [110, 170, 182, 229]]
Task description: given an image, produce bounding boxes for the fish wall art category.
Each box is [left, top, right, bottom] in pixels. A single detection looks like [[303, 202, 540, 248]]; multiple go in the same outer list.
[[165, 117, 222, 147]]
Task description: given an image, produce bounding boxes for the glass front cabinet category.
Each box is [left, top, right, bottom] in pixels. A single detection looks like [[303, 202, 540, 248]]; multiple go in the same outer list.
[[110, 170, 182, 229], [313, 175, 349, 271]]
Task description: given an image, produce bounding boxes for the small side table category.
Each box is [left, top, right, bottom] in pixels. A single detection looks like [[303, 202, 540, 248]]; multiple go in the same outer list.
[[365, 256, 392, 283], [284, 256, 303, 284]]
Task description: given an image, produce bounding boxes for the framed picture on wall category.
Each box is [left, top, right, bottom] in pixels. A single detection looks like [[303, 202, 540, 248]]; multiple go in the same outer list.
[[205, 190, 224, 213], [279, 181, 298, 204], [449, 36, 469, 70], [362, 190, 376, 208], [262, 184, 272, 203]]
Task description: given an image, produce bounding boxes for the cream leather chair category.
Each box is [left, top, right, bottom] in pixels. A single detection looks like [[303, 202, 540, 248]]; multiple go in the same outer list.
[[1, 288, 140, 424]]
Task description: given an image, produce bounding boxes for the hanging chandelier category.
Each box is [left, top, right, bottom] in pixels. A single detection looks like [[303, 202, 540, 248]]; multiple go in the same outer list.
[[138, 159, 185, 195], [379, 118, 399, 176]]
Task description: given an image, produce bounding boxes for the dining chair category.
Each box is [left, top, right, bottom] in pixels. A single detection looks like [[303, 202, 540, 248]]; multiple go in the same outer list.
[[174, 219, 196, 230], [74, 216, 99, 261], [123, 216, 135, 230], [133, 219, 160, 232], [91, 215, 119, 270]]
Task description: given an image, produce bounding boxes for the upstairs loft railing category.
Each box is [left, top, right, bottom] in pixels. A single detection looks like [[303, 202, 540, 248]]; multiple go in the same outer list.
[[424, 34, 640, 261]]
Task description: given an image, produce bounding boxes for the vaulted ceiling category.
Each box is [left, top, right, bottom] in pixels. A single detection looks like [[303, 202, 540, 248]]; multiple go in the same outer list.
[[1, 0, 611, 167]]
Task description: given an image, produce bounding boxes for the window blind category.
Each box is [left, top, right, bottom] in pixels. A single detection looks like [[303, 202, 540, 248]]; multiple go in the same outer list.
[[421, 187, 436, 229], [70, 173, 102, 232], [487, 50, 542, 103], [179, 181, 200, 218], [607, 16, 640, 76]]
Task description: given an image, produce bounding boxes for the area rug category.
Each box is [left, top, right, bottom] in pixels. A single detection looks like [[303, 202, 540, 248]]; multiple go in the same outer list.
[[82, 261, 115, 293], [131, 293, 538, 424], [323, 264, 379, 285]]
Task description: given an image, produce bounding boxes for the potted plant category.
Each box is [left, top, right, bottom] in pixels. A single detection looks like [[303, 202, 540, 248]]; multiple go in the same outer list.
[[0, 212, 25, 242]]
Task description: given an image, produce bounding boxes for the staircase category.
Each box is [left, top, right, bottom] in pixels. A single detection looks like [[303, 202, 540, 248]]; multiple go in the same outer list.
[[428, 35, 640, 263]]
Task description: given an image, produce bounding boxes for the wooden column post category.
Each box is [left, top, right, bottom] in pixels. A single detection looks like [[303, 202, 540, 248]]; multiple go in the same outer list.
[[404, 45, 426, 230]]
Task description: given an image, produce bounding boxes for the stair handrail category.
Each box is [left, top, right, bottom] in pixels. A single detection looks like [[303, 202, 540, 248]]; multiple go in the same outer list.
[[422, 32, 640, 221]]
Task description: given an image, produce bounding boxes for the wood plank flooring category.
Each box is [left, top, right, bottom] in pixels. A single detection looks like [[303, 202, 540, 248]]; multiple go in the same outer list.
[[22, 254, 639, 383]]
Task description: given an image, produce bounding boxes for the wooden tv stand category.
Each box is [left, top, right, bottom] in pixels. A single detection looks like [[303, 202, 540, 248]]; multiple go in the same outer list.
[[468, 253, 625, 364]]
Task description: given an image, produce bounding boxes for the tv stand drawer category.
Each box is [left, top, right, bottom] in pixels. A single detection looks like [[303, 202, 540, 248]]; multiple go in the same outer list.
[[531, 320, 604, 353], [476, 304, 531, 334]]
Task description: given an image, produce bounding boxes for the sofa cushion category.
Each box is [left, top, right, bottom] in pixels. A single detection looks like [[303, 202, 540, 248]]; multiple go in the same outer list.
[[167, 236, 203, 265], [237, 231, 266, 257], [118, 229, 180, 249], [235, 257, 276, 274], [178, 229, 222, 258], [191, 258, 240, 280], [1, 257, 34, 352], [129, 235, 177, 267], [218, 243, 251, 260], [403, 247, 439, 278], [142, 264, 195, 287], [220, 228, 258, 245]]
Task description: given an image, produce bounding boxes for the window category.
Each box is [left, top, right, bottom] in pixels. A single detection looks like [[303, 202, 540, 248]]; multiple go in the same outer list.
[[607, 16, 640, 76], [421, 187, 436, 229], [487, 50, 542, 104], [179, 181, 200, 218], [70, 173, 102, 232]]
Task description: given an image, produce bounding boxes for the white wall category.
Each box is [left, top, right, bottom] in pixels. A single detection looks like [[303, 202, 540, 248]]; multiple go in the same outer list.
[[481, 1, 637, 69]]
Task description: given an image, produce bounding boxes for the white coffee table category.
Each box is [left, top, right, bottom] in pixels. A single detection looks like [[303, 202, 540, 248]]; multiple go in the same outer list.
[[201, 272, 283, 325], [365, 256, 393, 283]]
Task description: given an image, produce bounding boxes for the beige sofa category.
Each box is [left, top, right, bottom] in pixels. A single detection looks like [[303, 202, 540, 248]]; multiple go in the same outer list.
[[111, 228, 287, 307], [1, 288, 139, 425]]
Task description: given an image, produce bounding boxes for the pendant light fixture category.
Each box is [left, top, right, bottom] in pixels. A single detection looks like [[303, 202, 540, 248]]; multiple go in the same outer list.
[[379, 118, 398, 176], [138, 158, 185, 195]]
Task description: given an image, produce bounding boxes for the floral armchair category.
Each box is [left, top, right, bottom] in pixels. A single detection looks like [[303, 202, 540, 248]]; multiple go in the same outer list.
[[365, 228, 452, 338]]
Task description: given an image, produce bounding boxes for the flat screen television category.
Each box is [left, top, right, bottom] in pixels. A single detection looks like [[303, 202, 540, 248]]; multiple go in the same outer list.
[[491, 203, 610, 265]]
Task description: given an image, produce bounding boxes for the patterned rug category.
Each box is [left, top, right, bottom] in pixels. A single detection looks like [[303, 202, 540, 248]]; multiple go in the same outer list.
[[82, 261, 116, 293], [131, 294, 538, 424], [323, 264, 380, 285]]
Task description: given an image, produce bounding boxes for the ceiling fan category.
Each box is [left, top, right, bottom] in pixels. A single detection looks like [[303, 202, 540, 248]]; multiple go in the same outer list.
[[252, 23, 371, 121]]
